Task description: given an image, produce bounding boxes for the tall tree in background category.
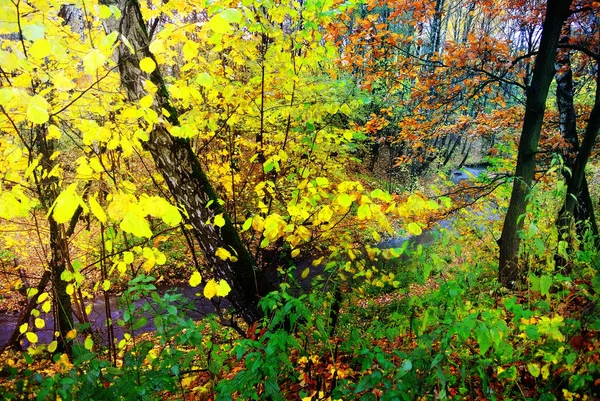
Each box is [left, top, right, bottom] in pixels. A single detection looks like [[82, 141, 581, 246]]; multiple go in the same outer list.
[[498, 0, 573, 287]]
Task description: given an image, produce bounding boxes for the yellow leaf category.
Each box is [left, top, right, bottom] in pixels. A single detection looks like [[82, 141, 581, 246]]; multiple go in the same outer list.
[[252, 215, 265, 231], [89, 193, 107, 223], [25, 332, 38, 344], [29, 39, 52, 59], [196, 72, 213, 87], [123, 251, 134, 264], [291, 248, 300, 258], [215, 247, 231, 261], [149, 39, 165, 54], [120, 211, 152, 238], [357, 204, 372, 220], [204, 279, 218, 299], [142, 247, 156, 272], [47, 124, 62, 139], [83, 49, 107, 74], [337, 193, 353, 208], [51, 183, 80, 224], [66, 329, 77, 340], [47, 340, 57, 353], [317, 206, 333, 224], [182, 40, 199, 61], [140, 57, 156, 74], [35, 318, 45, 329], [97, 5, 113, 19], [301, 268, 309, 279], [406, 222, 422, 236], [19, 323, 28, 334], [42, 300, 51, 313], [27, 95, 50, 125], [38, 292, 49, 303], [139, 94, 153, 108], [117, 262, 127, 275], [102, 280, 111, 291], [216, 280, 231, 297], [52, 73, 76, 91], [208, 13, 232, 34], [189, 271, 202, 287], [155, 250, 166, 265], [214, 213, 225, 227], [541, 364, 550, 380]]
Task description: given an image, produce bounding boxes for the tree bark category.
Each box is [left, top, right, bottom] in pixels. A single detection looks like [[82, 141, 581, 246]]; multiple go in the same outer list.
[[555, 30, 598, 241], [38, 127, 76, 352], [498, 0, 573, 288], [559, 71, 600, 239], [101, 0, 274, 324]]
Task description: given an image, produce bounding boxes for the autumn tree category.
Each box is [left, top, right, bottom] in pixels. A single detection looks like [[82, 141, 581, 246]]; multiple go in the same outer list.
[[498, 0, 573, 287]]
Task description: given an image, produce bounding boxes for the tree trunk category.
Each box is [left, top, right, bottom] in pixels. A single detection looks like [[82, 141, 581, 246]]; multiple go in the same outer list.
[[555, 30, 598, 241], [498, 0, 573, 288], [559, 71, 600, 239], [35, 126, 75, 353], [427, 0, 446, 58], [101, 0, 274, 324]]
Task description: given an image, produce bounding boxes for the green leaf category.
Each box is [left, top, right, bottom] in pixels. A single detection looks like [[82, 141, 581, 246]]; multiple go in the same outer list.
[[22, 24, 45, 40], [475, 323, 492, 355], [525, 325, 540, 340], [242, 217, 252, 231], [105, 367, 123, 376], [84, 336, 93, 350], [540, 275, 552, 297], [527, 363, 540, 378], [406, 222, 422, 236]]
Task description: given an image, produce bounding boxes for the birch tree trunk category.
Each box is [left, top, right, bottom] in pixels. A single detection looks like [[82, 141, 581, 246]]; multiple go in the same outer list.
[[101, 0, 274, 324]]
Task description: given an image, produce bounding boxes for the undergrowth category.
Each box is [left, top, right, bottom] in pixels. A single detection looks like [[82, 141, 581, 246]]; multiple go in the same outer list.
[[1, 227, 599, 401]]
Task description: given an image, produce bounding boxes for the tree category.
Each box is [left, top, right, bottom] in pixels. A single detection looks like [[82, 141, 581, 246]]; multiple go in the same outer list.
[[498, 0, 573, 287], [554, 14, 599, 244], [98, 0, 278, 324]]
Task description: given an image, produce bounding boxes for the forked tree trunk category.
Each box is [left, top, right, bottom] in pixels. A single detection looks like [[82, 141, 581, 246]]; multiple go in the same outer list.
[[555, 30, 598, 241], [101, 0, 274, 324], [558, 71, 600, 240], [498, 0, 572, 288]]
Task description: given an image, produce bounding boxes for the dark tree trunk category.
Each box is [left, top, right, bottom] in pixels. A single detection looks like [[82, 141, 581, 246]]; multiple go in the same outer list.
[[101, 0, 274, 324], [555, 30, 598, 240], [498, 0, 573, 288], [37, 127, 75, 353], [559, 71, 600, 240]]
